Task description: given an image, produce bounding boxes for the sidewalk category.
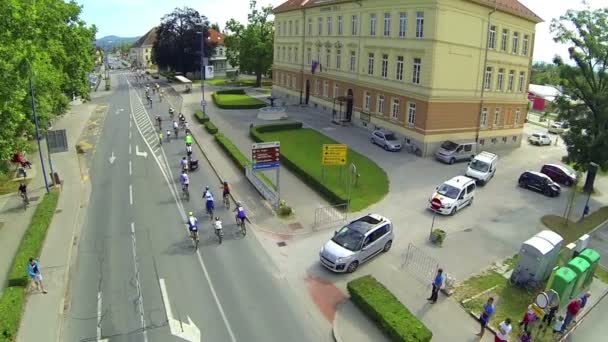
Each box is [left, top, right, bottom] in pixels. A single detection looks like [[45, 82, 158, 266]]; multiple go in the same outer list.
[[16, 103, 95, 342]]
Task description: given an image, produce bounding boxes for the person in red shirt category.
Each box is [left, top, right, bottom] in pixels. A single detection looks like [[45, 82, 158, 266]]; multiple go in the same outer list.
[[561, 298, 582, 333]]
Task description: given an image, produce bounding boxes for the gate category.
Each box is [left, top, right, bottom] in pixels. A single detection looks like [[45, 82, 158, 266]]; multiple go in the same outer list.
[[245, 166, 279, 208], [401, 243, 456, 291], [313, 203, 348, 229]]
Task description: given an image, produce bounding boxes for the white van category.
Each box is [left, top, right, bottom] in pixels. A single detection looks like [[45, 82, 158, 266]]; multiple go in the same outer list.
[[465, 151, 498, 185], [429, 176, 476, 215]]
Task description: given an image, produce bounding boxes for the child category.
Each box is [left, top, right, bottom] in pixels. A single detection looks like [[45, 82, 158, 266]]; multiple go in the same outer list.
[[553, 315, 565, 335], [519, 305, 538, 333]]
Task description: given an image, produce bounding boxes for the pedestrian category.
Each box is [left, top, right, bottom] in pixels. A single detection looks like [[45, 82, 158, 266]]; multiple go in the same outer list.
[[495, 318, 512, 342], [542, 302, 558, 329], [553, 315, 565, 336], [427, 268, 444, 304], [519, 330, 531, 342], [518, 305, 538, 333], [27, 258, 47, 293], [579, 292, 590, 308], [476, 297, 495, 338], [561, 298, 582, 333]]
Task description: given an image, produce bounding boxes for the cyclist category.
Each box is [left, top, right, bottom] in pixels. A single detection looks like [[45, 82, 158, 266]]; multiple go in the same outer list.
[[178, 113, 186, 125], [221, 181, 230, 202], [156, 114, 162, 129], [158, 131, 163, 146], [180, 171, 190, 192], [169, 107, 175, 117], [234, 202, 247, 225], [180, 157, 189, 173], [185, 133, 193, 147], [186, 144, 193, 158], [173, 120, 179, 137], [184, 121, 191, 135], [213, 216, 223, 239], [187, 212, 198, 240], [203, 187, 214, 216], [166, 129, 172, 141], [18, 182, 28, 204]]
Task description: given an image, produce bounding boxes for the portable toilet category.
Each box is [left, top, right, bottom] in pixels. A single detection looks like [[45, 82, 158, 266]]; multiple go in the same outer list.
[[514, 236, 556, 283], [550, 267, 577, 308], [534, 230, 564, 279], [578, 249, 600, 288], [566, 257, 591, 299]]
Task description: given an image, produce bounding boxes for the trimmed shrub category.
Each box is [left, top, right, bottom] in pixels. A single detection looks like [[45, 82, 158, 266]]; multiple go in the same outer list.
[[212, 89, 267, 110], [204, 120, 219, 135], [254, 121, 303, 133], [348, 275, 433, 342], [216, 89, 246, 95], [215, 133, 250, 168], [195, 110, 209, 124]]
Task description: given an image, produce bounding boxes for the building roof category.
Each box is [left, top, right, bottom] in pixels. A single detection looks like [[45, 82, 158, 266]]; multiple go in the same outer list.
[[132, 27, 157, 48], [208, 28, 225, 45], [528, 84, 561, 101], [273, 0, 542, 23]]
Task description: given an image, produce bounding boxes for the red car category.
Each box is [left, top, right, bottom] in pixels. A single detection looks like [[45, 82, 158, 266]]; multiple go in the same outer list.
[[540, 164, 577, 186]]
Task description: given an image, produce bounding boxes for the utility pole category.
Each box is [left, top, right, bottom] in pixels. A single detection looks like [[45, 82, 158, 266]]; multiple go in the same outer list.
[[200, 16, 206, 112], [29, 77, 50, 193]]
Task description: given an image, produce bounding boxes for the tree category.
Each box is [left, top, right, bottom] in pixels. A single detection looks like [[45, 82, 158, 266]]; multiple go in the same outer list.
[[224, 0, 274, 87], [531, 61, 562, 85], [550, 7, 608, 172], [210, 22, 221, 32], [153, 7, 215, 75]]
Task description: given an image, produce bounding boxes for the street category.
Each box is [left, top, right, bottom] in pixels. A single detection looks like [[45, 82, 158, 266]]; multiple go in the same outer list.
[[60, 71, 325, 342]]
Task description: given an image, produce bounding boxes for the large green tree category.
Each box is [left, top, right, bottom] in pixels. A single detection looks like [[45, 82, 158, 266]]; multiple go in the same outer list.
[[153, 7, 215, 75], [531, 61, 562, 85], [224, 0, 274, 87], [0, 0, 96, 169], [551, 7, 608, 172]]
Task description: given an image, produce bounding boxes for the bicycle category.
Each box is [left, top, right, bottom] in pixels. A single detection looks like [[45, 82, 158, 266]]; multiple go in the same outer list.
[[20, 192, 29, 210], [190, 230, 199, 250], [236, 216, 247, 237], [206, 202, 214, 219], [214, 221, 224, 244], [174, 127, 178, 138], [182, 185, 190, 201], [223, 193, 230, 210]]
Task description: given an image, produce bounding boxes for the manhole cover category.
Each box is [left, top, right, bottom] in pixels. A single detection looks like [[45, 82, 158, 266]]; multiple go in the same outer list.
[[277, 241, 287, 247], [288, 222, 303, 230], [29, 196, 40, 202], [55, 209, 63, 214]]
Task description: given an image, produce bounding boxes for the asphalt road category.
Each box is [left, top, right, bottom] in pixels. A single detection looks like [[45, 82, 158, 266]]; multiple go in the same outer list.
[[61, 72, 324, 342]]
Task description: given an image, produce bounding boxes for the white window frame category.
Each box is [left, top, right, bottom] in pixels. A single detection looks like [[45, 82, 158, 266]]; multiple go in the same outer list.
[[493, 108, 501, 126], [336, 49, 341, 70], [327, 17, 333, 35], [480, 107, 488, 127], [407, 102, 416, 126], [522, 34, 529, 55], [338, 16, 343, 35], [368, 53, 374, 76], [351, 15, 358, 36], [512, 32, 519, 54], [415, 11, 424, 38], [399, 12, 407, 38], [333, 83, 339, 98], [518, 71, 525, 92], [391, 98, 400, 120], [515, 108, 521, 125], [384, 13, 391, 37], [323, 80, 328, 97], [307, 48, 312, 65], [484, 67, 493, 90], [381, 54, 388, 79], [488, 25, 496, 49], [497, 68, 504, 91], [325, 49, 331, 69], [370, 14, 377, 36], [396, 56, 404, 81], [364, 92, 370, 110], [377, 95, 385, 114], [501, 28, 509, 51], [314, 79, 319, 94], [412, 58, 421, 84], [508, 70, 515, 91], [350, 51, 356, 72]]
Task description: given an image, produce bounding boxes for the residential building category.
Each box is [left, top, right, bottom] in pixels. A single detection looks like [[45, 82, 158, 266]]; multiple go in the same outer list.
[[130, 27, 157, 69], [272, 0, 541, 155], [208, 28, 234, 76]]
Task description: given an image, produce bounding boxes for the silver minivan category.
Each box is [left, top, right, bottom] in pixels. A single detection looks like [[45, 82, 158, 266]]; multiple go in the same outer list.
[[319, 214, 393, 273], [435, 140, 478, 164]]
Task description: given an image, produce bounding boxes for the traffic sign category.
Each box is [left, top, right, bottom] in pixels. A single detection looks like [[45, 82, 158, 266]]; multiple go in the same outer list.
[[201, 100, 207, 107], [252, 141, 280, 170], [431, 198, 442, 210], [322, 144, 347, 166]]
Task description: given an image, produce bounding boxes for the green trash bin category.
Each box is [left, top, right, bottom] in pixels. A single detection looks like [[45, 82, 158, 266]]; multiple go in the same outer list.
[[567, 257, 591, 300], [579, 248, 601, 288], [550, 267, 577, 308]]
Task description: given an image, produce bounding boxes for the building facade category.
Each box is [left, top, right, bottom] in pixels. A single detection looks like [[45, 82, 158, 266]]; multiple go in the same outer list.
[[130, 27, 157, 69], [208, 28, 234, 76], [272, 0, 542, 155]]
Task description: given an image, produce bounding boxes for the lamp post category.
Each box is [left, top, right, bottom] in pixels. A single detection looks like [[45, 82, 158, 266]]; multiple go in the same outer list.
[[197, 16, 209, 113], [29, 77, 50, 193]]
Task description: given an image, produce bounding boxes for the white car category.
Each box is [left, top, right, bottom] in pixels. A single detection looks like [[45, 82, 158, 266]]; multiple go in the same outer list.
[[548, 122, 569, 134], [528, 133, 552, 146], [429, 176, 476, 215]]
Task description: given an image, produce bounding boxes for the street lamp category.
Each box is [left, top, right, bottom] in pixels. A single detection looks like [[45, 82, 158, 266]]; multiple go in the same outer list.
[[196, 16, 210, 112]]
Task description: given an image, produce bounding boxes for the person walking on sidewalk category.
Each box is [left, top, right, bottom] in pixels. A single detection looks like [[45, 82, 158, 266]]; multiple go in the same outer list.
[[561, 297, 582, 333], [27, 258, 47, 294], [579, 292, 590, 308], [495, 318, 512, 342], [542, 302, 559, 330], [427, 268, 444, 304], [477, 297, 495, 338], [518, 305, 538, 333]]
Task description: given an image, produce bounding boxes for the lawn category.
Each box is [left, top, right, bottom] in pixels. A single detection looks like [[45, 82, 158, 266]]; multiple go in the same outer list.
[[205, 78, 273, 87], [252, 128, 389, 211], [541, 206, 608, 244], [214, 93, 265, 106], [0, 174, 30, 195]]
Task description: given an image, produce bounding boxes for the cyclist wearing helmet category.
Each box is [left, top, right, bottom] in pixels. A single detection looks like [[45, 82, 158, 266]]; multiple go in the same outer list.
[[221, 181, 230, 199], [234, 202, 247, 224], [187, 212, 198, 239], [181, 157, 189, 173], [203, 186, 214, 214]]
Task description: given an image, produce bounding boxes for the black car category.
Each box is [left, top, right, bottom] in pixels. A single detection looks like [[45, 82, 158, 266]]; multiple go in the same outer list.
[[540, 164, 577, 186], [518, 171, 561, 197]]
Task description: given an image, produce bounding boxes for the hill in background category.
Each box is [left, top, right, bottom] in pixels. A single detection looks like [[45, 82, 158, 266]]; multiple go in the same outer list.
[[95, 35, 140, 50]]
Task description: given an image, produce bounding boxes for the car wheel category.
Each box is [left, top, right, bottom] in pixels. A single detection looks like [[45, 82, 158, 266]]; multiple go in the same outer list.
[[370, 137, 375, 145], [468, 197, 474, 206], [519, 180, 526, 188], [544, 188, 552, 197], [347, 261, 359, 273], [565, 179, 573, 186], [479, 180, 486, 186], [382, 240, 392, 253], [449, 158, 455, 165], [450, 207, 457, 216], [383, 144, 389, 151]]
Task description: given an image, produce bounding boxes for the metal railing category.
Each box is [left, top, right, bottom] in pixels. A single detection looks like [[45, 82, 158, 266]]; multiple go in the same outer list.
[[245, 166, 279, 208], [313, 203, 348, 229], [401, 243, 440, 285]]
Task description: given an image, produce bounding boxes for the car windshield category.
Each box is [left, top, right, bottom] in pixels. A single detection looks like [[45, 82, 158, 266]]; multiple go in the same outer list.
[[532, 134, 540, 138], [331, 226, 364, 251], [384, 133, 397, 141], [437, 183, 460, 199], [469, 159, 490, 172], [440, 141, 458, 151]]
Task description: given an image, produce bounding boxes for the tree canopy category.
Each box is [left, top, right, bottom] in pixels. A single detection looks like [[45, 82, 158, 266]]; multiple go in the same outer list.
[[551, 7, 608, 172], [224, 0, 274, 87], [531, 62, 562, 85], [153, 7, 215, 75], [0, 0, 96, 169]]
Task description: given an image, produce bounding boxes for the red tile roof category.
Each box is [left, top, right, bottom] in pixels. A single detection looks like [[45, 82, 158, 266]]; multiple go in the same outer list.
[[208, 28, 225, 45], [132, 27, 158, 48], [273, 0, 542, 23]]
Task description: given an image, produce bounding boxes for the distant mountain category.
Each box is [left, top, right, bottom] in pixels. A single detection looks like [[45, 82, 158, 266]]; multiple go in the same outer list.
[[95, 35, 140, 50]]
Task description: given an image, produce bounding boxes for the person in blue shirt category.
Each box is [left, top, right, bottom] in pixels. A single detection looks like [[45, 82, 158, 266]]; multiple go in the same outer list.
[[477, 297, 495, 338], [203, 186, 214, 217], [427, 268, 445, 304], [28, 258, 47, 294]]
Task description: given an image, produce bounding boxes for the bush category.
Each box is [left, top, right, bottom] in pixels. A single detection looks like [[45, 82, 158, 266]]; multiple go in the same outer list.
[[195, 110, 209, 124], [215, 133, 250, 168], [204, 121, 219, 135], [254, 121, 303, 133], [347, 275, 433, 342], [215, 88, 246, 95], [0, 190, 60, 340]]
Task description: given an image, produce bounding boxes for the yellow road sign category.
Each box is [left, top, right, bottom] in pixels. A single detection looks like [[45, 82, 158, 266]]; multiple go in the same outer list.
[[322, 144, 347, 166]]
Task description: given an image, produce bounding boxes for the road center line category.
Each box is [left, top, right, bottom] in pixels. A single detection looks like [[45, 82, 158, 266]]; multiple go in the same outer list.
[[129, 131, 132, 140], [129, 160, 132, 176], [129, 144, 132, 155], [129, 184, 133, 205], [130, 222, 149, 342], [97, 291, 102, 341]]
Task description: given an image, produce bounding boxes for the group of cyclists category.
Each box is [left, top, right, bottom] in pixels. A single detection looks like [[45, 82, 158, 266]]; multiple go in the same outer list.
[[157, 110, 192, 145], [144, 83, 163, 107]]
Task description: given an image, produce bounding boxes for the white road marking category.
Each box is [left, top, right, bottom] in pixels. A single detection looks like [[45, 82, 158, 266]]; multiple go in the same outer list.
[[130, 222, 149, 342], [97, 291, 102, 341], [108, 151, 116, 164], [129, 120, 132, 128], [129, 144, 132, 155], [129, 131, 132, 140], [159, 279, 201, 342], [129, 184, 133, 205], [129, 160, 132, 176], [135, 145, 148, 158]]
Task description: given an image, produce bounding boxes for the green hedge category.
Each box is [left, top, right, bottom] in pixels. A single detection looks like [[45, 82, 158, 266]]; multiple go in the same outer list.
[[0, 190, 60, 341], [254, 121, 303, 133], [195, 110, 209, 124], [204, 120, 219, 135], [347, 275, 432, 342], [215, 89, 246, 95], [215, 133, 250, 168]]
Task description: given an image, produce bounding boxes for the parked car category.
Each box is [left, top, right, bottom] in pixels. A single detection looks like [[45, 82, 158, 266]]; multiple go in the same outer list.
[[518, 171, 561, 197], [435, 140, 477, 164], [540, 164, 577, 186], [528, 133, 552, 146], [429, 176, 476, 215], [548, 121, 570, 134], [370, 130, 402, 151], [319, 214, 393, 273], [465, 151, 498, 185]]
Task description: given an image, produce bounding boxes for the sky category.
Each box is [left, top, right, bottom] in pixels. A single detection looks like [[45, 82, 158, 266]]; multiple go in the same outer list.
[[78, 0, 606, 63]]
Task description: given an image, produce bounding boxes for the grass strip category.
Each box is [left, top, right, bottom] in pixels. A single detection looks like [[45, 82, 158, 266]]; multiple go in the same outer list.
[[0, 190, 60, 341], [541, 206, 608, 244]]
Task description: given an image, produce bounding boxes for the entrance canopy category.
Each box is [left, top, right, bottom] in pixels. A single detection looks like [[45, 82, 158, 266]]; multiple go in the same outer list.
[[175, 75, 192, 84]]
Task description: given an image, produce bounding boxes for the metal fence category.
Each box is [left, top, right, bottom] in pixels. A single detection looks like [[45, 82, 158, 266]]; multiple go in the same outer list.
[[400, 243, 457, 291], [313, 203, 348, 229]]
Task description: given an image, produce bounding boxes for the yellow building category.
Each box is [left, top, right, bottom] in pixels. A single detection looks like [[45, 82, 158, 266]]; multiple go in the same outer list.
[[272, 0, 542, 155]]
